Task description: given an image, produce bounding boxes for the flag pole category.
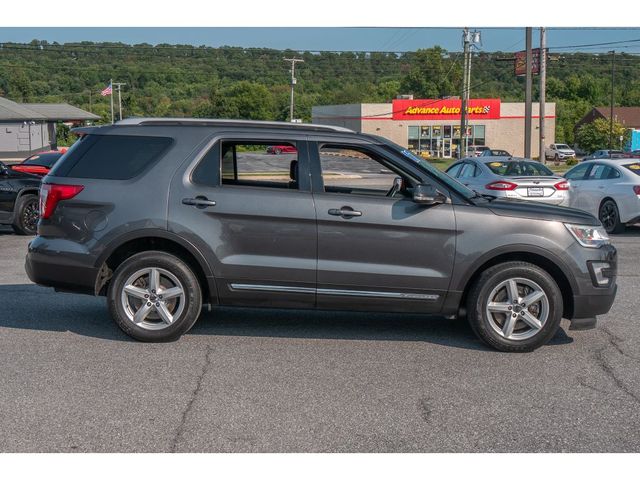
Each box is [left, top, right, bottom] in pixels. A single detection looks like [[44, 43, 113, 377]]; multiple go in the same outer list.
[[110, 78, 114, 124]]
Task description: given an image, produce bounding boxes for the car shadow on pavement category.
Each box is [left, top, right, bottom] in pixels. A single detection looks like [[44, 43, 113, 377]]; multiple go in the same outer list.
[[0, 284, 574, 350]]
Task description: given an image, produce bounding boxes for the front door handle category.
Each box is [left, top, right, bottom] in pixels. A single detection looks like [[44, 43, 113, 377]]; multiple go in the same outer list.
[[182, 196, 216, 208], [328, 206, 362, 218]]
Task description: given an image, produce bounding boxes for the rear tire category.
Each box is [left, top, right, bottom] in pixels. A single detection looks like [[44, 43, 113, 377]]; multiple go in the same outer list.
[[12, 194, 39, 235], [466, 261, 563, 352], [107, 251, 202, 342], [599, 199, 624, 234]]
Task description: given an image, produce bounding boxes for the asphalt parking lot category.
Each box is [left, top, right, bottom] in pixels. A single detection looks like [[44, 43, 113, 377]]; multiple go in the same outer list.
[[0, 226, 639, 453]]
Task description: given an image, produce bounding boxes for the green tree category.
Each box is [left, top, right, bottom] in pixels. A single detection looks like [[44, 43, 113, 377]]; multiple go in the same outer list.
[[575, 117, 631, 153], [399, 47, 462, 99]]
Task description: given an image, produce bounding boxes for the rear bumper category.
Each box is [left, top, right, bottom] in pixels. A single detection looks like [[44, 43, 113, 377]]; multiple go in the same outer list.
[[25, 240, 98, 295]]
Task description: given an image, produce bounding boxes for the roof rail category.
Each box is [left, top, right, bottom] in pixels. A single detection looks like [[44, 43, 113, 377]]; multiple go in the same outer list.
[[115, 117, 355, 133]]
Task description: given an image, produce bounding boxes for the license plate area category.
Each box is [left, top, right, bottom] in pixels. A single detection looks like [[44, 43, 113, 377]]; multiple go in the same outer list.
[[527, 187, 544, 197]]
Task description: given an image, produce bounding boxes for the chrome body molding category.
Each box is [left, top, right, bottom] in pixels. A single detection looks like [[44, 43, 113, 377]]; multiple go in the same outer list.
[[229, 283, 439, 301]]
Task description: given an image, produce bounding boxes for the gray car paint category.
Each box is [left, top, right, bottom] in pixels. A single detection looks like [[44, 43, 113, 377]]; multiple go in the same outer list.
[[25, 121, 617, 323]]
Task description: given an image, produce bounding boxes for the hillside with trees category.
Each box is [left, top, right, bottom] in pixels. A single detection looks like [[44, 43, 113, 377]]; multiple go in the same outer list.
[[1, 40, 639, 145]]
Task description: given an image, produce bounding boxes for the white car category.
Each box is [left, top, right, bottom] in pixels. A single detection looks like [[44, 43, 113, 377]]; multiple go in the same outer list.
[[545, 143, 576, 161], [564, 159, 640, 233]]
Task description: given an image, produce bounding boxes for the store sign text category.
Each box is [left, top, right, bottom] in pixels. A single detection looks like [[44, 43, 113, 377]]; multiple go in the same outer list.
[[392, 99, 501, 120]]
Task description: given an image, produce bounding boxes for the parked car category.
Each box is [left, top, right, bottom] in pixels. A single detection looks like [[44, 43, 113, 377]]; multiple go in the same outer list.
[[582, 150, 625, 161], [622, 150, 640, 158], [446, 157, 570, 206], [0, 161, 41, 235], [564, 159, 640, 234], [479, 149, 512, 157], [10, 149, 67, 176], [26, 118, 617, 352], [545, 143, 576, 161], [464, 145, 490, 157], [266, 145, 297, 154]]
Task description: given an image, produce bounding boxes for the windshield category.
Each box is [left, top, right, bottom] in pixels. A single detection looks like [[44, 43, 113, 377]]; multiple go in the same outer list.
[[556, 144, 571, 150], [485, 160, 554, 176], [23, 152, 62, 167], [385, 145, 477, 200]]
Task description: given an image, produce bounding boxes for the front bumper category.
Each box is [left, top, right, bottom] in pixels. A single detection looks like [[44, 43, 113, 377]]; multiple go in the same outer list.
[[571, 244, 617, 321]]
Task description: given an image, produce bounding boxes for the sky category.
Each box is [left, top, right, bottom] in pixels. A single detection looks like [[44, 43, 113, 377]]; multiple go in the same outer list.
[[1, 27, 640, 53]]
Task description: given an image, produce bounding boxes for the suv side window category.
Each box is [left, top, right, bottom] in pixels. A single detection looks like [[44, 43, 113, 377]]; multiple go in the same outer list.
[[318, 144, 417, 197], [219, 140, 299, 190]]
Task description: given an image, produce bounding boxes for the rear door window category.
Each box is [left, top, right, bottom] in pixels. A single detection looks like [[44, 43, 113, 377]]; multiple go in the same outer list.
[[50, 134, 173, 180]]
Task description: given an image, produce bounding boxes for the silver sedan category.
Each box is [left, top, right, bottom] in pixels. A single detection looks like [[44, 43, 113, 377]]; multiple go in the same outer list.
[[446, 157, 570, 206]]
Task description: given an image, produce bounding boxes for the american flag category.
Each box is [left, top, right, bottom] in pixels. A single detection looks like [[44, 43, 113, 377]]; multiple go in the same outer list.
[[100, 83, 112, 96]]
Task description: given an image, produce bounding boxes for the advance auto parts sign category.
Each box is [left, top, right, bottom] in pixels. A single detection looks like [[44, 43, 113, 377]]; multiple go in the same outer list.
[[392, 98, 501, 120]]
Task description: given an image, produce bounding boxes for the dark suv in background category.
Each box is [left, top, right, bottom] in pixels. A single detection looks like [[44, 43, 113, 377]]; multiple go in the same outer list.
[[25, 119, 618, 351], [0, 161, 41, 235]]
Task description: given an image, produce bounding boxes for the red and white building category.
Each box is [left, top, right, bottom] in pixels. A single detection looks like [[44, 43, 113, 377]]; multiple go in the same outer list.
[[312, 98, 556, 158]]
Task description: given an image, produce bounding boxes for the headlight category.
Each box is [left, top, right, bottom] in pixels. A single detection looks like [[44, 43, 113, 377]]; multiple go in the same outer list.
[[564, 223, 610, 248]]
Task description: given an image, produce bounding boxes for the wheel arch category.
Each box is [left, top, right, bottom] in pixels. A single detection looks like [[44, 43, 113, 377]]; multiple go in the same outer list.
[[456, 247, 576, 320], [94, 229, 217, 303]]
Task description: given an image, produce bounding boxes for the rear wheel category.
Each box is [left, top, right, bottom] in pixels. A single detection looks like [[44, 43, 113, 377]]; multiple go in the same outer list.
[[107, 251, 202, 342], [466, 261, 563, 352], [12, 194, 39, 235], [599, 199, 624, 234]]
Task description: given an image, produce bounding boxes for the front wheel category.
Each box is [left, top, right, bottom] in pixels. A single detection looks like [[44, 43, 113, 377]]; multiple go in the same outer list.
[[599, 199, 624, 234], [12, 194, 39, 235], [466, 261, 563, 352], [107, 251, 203, 342]]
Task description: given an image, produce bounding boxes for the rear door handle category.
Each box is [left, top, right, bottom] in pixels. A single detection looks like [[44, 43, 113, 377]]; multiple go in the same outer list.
[[328, 207, 362, 218], [182, 197, 216, 208]]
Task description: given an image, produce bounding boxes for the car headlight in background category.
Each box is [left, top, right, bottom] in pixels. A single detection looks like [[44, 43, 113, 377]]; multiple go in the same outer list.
[[564, 224, 610, 248]]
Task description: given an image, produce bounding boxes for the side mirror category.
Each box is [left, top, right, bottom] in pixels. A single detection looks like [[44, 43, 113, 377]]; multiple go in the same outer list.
[[413, 183, 447, 206]]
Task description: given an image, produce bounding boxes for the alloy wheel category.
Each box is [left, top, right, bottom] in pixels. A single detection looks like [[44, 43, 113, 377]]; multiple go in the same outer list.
[[485, 277, 549, 341], [22, 199, 39, 233], [600, 202, 617, 232], [120, 267, 186, 330]]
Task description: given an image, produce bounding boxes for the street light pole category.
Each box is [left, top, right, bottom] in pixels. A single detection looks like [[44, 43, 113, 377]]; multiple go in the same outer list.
[[524, 27, 533, 158], [459, 29, 481, 158], [539, 27, 546, 163], [609, 50, 615, 156], [283, 58, 304, 122]]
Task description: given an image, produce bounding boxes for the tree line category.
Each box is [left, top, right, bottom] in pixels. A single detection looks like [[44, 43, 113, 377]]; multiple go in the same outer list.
[[1, 40, 639, 147]]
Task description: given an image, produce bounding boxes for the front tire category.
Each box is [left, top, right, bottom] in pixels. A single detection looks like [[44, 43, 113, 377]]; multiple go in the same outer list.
[[107, 251, 202, 342], [466, 262, 563, 352], [12, 194, 39, 235], [599, 199, 624, 234]]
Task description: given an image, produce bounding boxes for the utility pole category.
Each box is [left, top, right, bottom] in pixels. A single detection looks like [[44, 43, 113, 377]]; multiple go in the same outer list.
[[113, 82, 127, 121], [539, 27, 546, 163], [283, 58, 304, 122], [459, 29, 481, 158], [609, 50, 615, 156], [524, 27, 533, 158], [89, 90, 93, 113], [109, 78, 114, 124]]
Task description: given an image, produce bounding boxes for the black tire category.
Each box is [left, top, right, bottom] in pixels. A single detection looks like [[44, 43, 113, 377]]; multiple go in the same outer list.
[[107, 251, 202, 342], [599, 199, 625, 234], [466, 261, 563, 352], [12, 194, 39, 236]]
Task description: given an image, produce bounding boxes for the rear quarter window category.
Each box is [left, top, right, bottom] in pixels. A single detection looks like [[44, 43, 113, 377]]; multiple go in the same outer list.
[[50, 134, 173, 180], [624, 163, 640, 176]]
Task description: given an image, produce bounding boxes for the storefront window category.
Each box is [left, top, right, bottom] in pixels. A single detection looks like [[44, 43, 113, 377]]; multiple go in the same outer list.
[[432, 126, 442, 138], [443, 125, 452, 138], [408, 126, 419, 151], [473, 125, 486, 146], [420, 126, 430, 138]]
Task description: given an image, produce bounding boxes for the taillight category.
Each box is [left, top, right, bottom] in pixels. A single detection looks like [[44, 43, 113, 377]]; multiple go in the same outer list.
[[486, 181, 517, 191], [634, 185, 640, 196], [554, 180, 570, 191], [39, 183, 84, 219]]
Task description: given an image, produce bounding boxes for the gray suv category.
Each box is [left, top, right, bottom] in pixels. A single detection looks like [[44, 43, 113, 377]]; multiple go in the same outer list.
[[25, 119, 618, 351]]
